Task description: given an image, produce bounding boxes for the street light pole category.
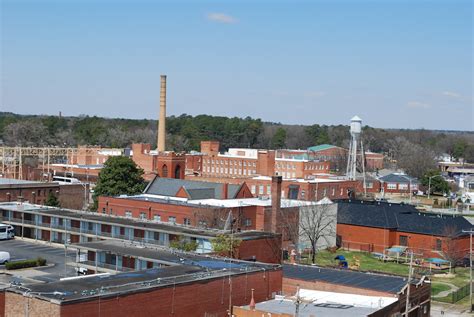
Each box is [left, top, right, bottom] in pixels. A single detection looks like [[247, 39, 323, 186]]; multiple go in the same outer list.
[[462, 229, 473, 312]]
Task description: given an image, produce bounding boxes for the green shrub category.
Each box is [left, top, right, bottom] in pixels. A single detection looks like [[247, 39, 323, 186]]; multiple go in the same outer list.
[[5, 257, 47, 270]]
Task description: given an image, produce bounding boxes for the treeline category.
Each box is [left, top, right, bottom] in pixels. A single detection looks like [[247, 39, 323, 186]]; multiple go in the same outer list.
[[1, 112, 473, 178]]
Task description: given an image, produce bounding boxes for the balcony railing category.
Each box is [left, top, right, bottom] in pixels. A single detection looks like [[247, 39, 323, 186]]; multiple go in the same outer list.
[[78, 260, 134, 272]]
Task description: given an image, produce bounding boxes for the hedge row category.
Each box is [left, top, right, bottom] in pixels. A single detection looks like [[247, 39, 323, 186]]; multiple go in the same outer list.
[[5, 257, 47, 270]]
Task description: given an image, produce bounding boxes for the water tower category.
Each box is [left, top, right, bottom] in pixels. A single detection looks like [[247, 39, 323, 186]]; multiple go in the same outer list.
[[346, 116, 365, 182]]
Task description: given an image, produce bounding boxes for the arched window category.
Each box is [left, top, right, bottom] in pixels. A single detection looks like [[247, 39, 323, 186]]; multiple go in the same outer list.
[[162, 164, 168, 177], [174, 165, 181, 179]]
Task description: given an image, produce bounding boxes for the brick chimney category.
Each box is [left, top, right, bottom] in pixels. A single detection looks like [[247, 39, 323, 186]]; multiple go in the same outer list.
[[271, 175, 282, 232], [157, 75, 167, 152], [222, 183, 229, 199]]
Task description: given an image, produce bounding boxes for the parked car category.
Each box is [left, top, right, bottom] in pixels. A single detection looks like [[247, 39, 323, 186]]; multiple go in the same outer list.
[[0, 252, 10, 264]]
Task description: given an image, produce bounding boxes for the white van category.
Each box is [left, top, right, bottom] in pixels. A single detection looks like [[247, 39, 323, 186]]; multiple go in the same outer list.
[[0, 224, 14, 240], [0, 252, 10, 264]]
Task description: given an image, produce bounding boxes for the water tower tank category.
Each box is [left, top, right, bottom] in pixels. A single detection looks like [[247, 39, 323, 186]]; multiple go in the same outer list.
[[350, 115, 362, 134]]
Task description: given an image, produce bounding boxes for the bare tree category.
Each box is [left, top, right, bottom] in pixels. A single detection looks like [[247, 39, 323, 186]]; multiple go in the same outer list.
[[442, 225, 467, 272], [193, 206, 239, 230], [298, 202, 337, 263]]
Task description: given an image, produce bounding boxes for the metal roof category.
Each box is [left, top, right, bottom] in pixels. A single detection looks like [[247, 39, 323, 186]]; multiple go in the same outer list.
[[307, 144, 338, 152]]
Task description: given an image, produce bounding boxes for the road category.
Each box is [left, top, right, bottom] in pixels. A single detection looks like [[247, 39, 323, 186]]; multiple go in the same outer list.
[[0, 238, 77, 283]]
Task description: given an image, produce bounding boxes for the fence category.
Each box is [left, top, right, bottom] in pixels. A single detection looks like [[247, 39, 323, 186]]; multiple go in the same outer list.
[[437, 284, 471, 303]]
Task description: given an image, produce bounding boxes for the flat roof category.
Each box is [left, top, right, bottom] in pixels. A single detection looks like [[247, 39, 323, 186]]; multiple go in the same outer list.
[[0, 178, 48, 185], [283, 264, 407, 294], [0, 202, 278, 240], [189, 197, 321, 208], [241, 288, 397, 317], [10, 264, 278, 304], [72, 239, 274, 268]]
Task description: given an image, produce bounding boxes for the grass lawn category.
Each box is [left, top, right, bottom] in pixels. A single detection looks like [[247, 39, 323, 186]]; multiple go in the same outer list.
[[301, 250, 409, 276], [431, 283, 452, 296], [431, 267, 471, 288]]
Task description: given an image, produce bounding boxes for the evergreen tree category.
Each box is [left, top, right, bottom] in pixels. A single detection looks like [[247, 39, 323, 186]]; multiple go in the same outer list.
[[271, 127, 287, 149], [45, 192, 60, 207], [92, 156, 146, 209]]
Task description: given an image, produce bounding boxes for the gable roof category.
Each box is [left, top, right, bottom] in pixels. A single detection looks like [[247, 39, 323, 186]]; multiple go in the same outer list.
[[307, 144, 337, 152], [379, 173, 419, 184], [337, 200, 472, 237], [144, 177, 243, 199]]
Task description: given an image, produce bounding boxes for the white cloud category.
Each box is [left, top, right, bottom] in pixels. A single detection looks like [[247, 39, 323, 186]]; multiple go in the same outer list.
[[407, 101, 431, 109], [206, 13, 237, 24], [442, 91, 462, 99]]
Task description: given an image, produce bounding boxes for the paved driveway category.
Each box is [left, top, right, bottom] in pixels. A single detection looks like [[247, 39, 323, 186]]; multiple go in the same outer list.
[[0, 238, 77, 283]]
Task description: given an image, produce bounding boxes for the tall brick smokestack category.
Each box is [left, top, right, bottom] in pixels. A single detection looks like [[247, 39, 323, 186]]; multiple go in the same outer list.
[[157, 75, 167, 152], [271, 175, 282, 232]]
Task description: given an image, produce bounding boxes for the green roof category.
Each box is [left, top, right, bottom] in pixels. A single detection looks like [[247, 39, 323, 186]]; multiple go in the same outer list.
[[307, 144, 336, 152]]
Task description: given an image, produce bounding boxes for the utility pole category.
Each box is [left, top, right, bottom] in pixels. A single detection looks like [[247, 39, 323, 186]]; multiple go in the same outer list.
[[404, 251, 413, 316], [462, 229, 473, 312]]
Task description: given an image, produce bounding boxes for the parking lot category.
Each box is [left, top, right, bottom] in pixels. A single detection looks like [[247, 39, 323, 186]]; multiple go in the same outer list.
[[0, 238, 77, 283]]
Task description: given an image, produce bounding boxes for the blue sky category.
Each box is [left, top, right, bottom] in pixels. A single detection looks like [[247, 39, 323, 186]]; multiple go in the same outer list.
[[1, 0, 472, 130]]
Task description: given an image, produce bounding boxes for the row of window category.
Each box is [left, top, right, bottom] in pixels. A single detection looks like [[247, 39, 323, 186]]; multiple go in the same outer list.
[[123, 210, 190, 226], [204, 166, 256, 175], [386, 183, 418, 190], [204, 159, 257, 167]]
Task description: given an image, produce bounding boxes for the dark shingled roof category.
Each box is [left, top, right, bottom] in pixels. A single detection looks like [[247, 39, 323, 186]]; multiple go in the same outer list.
[[379, 173, 419, 184], [283, 264, 407, 294], [144, 177, 242, 199], [337, 201, 472, 237]]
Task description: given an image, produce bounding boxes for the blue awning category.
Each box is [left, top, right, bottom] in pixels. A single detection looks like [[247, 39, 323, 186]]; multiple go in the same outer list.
[[386, 247, 406, 254], [426, 258, 450, 264]]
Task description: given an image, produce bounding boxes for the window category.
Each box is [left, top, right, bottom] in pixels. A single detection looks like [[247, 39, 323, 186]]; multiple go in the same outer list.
[[399, 235, 408, 246], [169, 216, 176, 224], [436, 239, 442, 251], [153, 215, 161, 222], [259, 185, 264, 195], [331, 188, 335, 196], [251, 185, 256, 194], [301, 190, 305, 198], [387, 183, 397, 190], [266, 185, 271, 194], [399, 183, 408, 190], [366, 182, 373, 189], [244, 218, 252, 227], [139, 212, 146, 220], [125, 211, 132, 218], [102, 208, 106, 213], [183, 218, 191, 226]]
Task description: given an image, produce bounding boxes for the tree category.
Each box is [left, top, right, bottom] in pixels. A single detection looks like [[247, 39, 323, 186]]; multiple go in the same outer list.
[[45, 192, 60, 207], [442, 226, 467, 272], [92, 156, 146, 209], [271, 127, 287, 149], [169, 236, 199, 252], [388, 137, 437, 179], [211, 234, 242, 257], [421, 170, 449, 195], [453, 140, 468, 161], [298, 202, 337, 264]]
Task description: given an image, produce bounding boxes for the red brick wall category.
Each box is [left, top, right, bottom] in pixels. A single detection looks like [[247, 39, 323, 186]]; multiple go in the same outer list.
[[58, 269, 282, 317], [0, 290, 4, 317], [337, 223, 471, 258], [238, 236, 282, 264], [0, 184, 59, 205]]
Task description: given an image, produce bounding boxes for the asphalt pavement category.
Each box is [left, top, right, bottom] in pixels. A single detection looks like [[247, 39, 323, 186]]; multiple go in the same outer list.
[[0, 238, 77, 283]]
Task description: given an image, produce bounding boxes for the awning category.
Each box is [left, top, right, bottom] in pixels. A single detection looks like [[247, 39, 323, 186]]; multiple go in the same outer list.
[[386, 246, 406, 254], [426, 258, 450, 264]]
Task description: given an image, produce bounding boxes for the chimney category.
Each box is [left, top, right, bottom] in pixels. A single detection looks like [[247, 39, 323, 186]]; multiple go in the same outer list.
[[157, 75, 167, 152], [222, 182, 229, 199], [249, 289, 256, 310], [271, 175, 282, 232]]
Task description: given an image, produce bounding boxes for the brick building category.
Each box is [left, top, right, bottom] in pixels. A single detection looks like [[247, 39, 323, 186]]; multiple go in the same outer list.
[[131, 143, 186, 181], [97, 176, 325, 250], [0, 202, 282, 264], [3, 251, 282, 317], [281, 264, 431, 317], [379, 173, 419, 195], [0, 178, 86, 210], [336, 200, 472, 258]]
